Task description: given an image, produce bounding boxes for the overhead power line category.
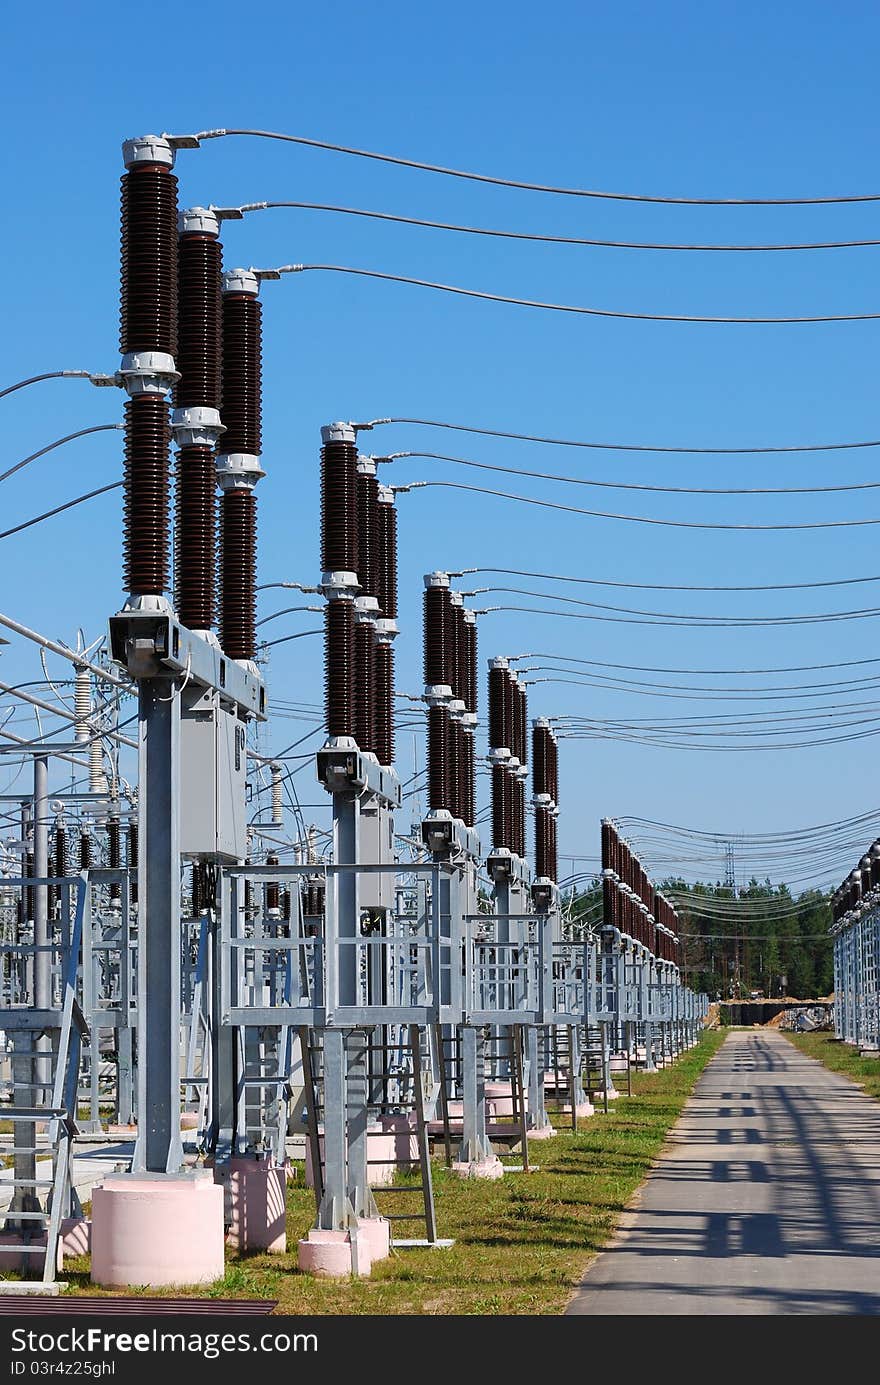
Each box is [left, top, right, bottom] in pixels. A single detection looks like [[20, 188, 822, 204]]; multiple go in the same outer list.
[[275, 262, 880, 325], [402, 479, 880, 531], [465, 584, 880, 626], [0, 424, 124, 487], [186, 128, 880, 205], [385, 450, 880, 496], [358, 416, 880, 457], [0, 370, 118, 401], [456, 565, 880, 594], [0, 481, 123, 542], [509, 651, 880, 676], [218, 199, 880, 253]]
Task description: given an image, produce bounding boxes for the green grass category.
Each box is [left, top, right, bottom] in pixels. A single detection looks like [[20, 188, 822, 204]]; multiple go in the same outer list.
[[781, 1030, 880, 1100], [56, 1030, 725, 1315]]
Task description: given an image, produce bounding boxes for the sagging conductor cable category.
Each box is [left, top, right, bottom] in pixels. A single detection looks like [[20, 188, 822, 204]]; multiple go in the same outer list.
[[209, 199, 880, 253], [242, 262, 880, 325], [170, 128, 880, 205]]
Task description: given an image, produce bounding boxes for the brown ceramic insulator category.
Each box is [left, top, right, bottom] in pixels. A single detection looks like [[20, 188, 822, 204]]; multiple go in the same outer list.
[[549, 812, 558, 884], [220, 488, 256, 658], [423, 585, 451, 686], [107, 818, 121, 902], [603, 870, 617, 927], [376, 500, 397, 619], [374, 640, 394, 767], [221, 293, 262, 455], [175, 444, 216, 630], [532, 724, 549, 798], [266, 855, 280, 913], [320, 439, 358, 574], [354, 619, 376, 754], [124, 396, 171, 595], [54, 825, 67, 878], [175, 233, 222, 410], [447, 718, 461, 820], [128, 822, 138, 905], [356, 470, 379, 598], [504, 767, 515, 853], [457, 721, 468, 822], [282, 888, 291, 922], [549, 734, 559, 807], [120, 165, 178, 356], [488, 665, 506, 749], [313, 880, 326, 920], [47, 854, 56, 919], [428, 704, 450, 812], [192, 863, 203, 918], [452, 606, 467, 704], [502, 673, 515, 754], [466, 619, 477, 715], [518, 779, 527, 859], [491, 762, 508, 850], [462, 730, 475, 827], [325, 599, 355, 738], [516, 684, 527, 766], [600, 819, 612, 873], [79, 833, 91, 870], [535, 805, 550, 881]]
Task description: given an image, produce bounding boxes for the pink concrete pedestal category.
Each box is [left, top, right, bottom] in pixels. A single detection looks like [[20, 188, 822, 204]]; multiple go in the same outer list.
[[526, 1124, 556, 1140], [217, 1158, 286, 1253], [297, 1217, 389, 1278], [297, 1228, 367, 1278], [485, 1081, 514, 1117], [357, 1215, 390, 1262], [90, 1171, 225, 1287], [451, 1154, 505, 1180], [305, 1128, 399, 1189]]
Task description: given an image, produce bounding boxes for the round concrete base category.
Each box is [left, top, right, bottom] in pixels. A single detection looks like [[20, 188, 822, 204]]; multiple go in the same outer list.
[[451, 1154, 505, 1180], [90, 1172, 224, 1288]]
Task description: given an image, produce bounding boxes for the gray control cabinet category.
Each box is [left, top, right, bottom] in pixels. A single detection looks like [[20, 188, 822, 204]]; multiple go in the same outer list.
[[180, 686, 247, 861]]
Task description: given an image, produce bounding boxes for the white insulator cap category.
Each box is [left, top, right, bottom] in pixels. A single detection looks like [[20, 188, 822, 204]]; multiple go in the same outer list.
[[356, 454, 377, 476], [222, 268, 260, 297], [489, 655, 509, 671], [172, 406, 225, 446], [215, 453, 265, 490], [424, 683, 452, 704], [377, 484, 395, 505], [354, 595, 380, 621], [123, 134, 174, 168], [179, 206, 220, 237], [321, 420, 356, 445], [424, 571, 450, 589], [321, 571, 359, 596]]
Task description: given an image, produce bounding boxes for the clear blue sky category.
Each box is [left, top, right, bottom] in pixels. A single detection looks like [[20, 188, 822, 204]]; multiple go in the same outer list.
[[2, 1, 879, 886]]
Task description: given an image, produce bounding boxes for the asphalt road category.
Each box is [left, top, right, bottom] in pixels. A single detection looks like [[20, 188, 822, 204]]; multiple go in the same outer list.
[[567, 1029, 880, 1315]]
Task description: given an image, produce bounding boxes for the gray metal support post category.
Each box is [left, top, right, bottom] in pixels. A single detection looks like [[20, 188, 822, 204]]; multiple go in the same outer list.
[[346, 1030, 379, 1220], [459, 1024, 491, 1164], [132, 680, 184, 1175], [317, 1028, 350, 1230]]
